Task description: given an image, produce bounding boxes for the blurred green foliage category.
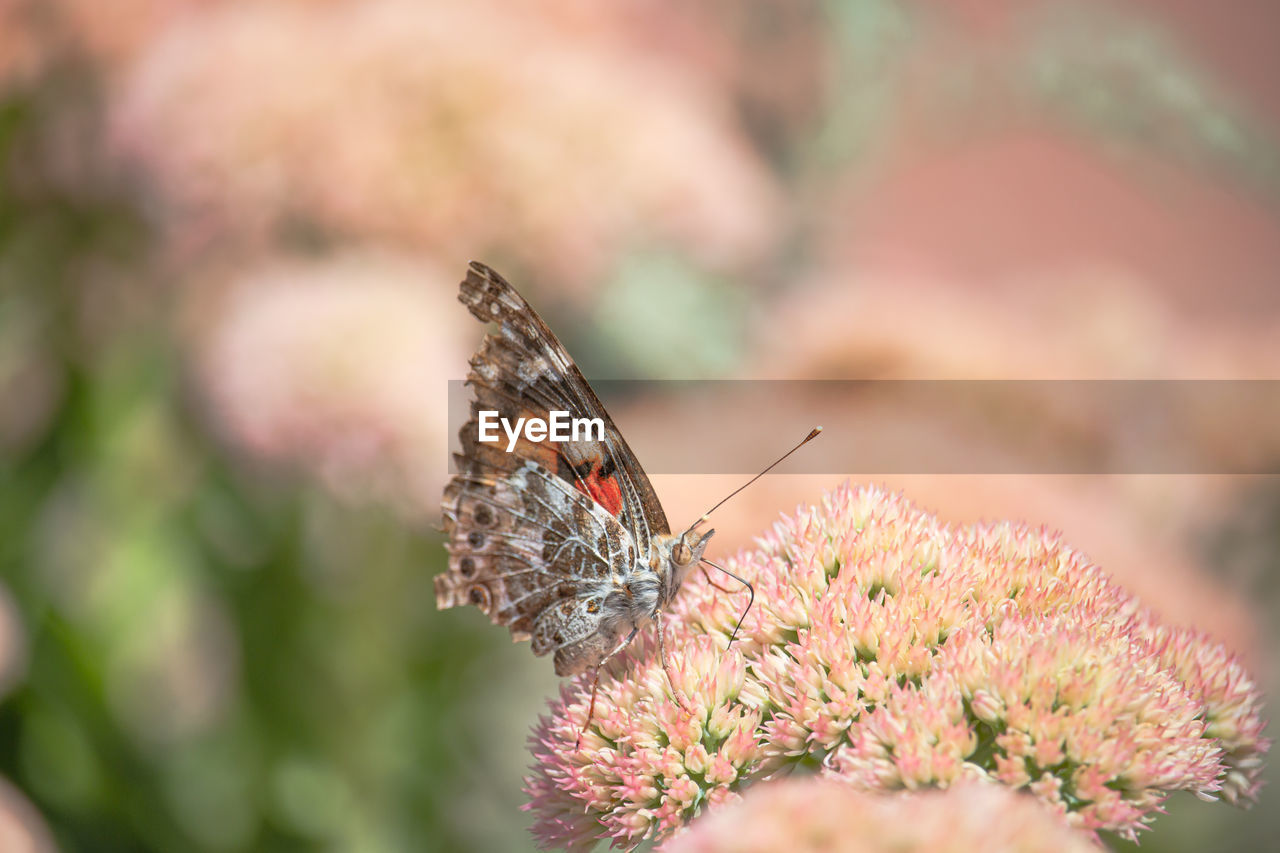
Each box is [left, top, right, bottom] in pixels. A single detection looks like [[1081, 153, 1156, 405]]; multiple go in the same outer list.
[[0, 82, 553, 853]]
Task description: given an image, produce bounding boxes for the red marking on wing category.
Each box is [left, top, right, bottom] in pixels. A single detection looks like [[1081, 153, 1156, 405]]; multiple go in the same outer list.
[[576, 464, 624, 518]]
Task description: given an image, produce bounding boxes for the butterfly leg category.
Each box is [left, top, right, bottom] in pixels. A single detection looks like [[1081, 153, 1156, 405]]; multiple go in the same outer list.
[[575, 669, 604, 751], [699, 564, 735, 594], [575, 627, 641, 750], [656, 611, 698, 717]]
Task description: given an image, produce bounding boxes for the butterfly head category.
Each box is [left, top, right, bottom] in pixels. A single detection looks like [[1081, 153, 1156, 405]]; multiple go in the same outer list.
[[657, 527, 715, 607], [672, 527, 715, 568]]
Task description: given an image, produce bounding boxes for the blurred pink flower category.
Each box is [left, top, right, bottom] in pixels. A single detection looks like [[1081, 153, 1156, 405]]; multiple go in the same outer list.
[[660, 777, 1101, 853], [48, 0, 223, 70], [2, 0, 225, 87], [194, 252, 469, 516], [109, 0, 781, 287], [524, 483, 1267, 850], [0, 778, 57, 853], [786, 125, 1280, 382], [0, 0, 46, 87]]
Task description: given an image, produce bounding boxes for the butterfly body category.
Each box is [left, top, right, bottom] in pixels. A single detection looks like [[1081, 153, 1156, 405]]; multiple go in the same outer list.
[[437, 263, 713, 677]]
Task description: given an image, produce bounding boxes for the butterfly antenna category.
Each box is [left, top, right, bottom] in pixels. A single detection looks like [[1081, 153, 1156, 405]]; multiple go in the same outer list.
[[701, 558, 754, 648], [684, 426, 822, 537]]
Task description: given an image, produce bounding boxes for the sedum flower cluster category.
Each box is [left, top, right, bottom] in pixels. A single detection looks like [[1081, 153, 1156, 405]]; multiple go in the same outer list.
[[525, 484, 1267, 850]]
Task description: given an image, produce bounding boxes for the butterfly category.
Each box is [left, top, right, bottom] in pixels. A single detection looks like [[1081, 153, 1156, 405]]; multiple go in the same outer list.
[[437, 262, 719, 697]]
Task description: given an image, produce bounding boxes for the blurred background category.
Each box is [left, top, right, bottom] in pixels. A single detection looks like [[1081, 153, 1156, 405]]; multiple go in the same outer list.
[[1, 1, 1277, 851]]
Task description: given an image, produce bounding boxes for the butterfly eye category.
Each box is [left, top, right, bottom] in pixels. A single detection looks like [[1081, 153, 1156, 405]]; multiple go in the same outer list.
[[672, 542, 692, 566]]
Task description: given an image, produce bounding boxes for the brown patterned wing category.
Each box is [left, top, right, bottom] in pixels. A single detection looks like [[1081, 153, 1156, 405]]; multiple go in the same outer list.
[[437, 262, 667, 668], [438, 459, 641, 674], [447, 261, 668, 537]]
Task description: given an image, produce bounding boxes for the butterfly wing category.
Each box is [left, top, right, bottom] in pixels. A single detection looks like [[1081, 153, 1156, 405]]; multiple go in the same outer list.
[[441, 455, 642, 674], [437, 262, 668, 672]]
